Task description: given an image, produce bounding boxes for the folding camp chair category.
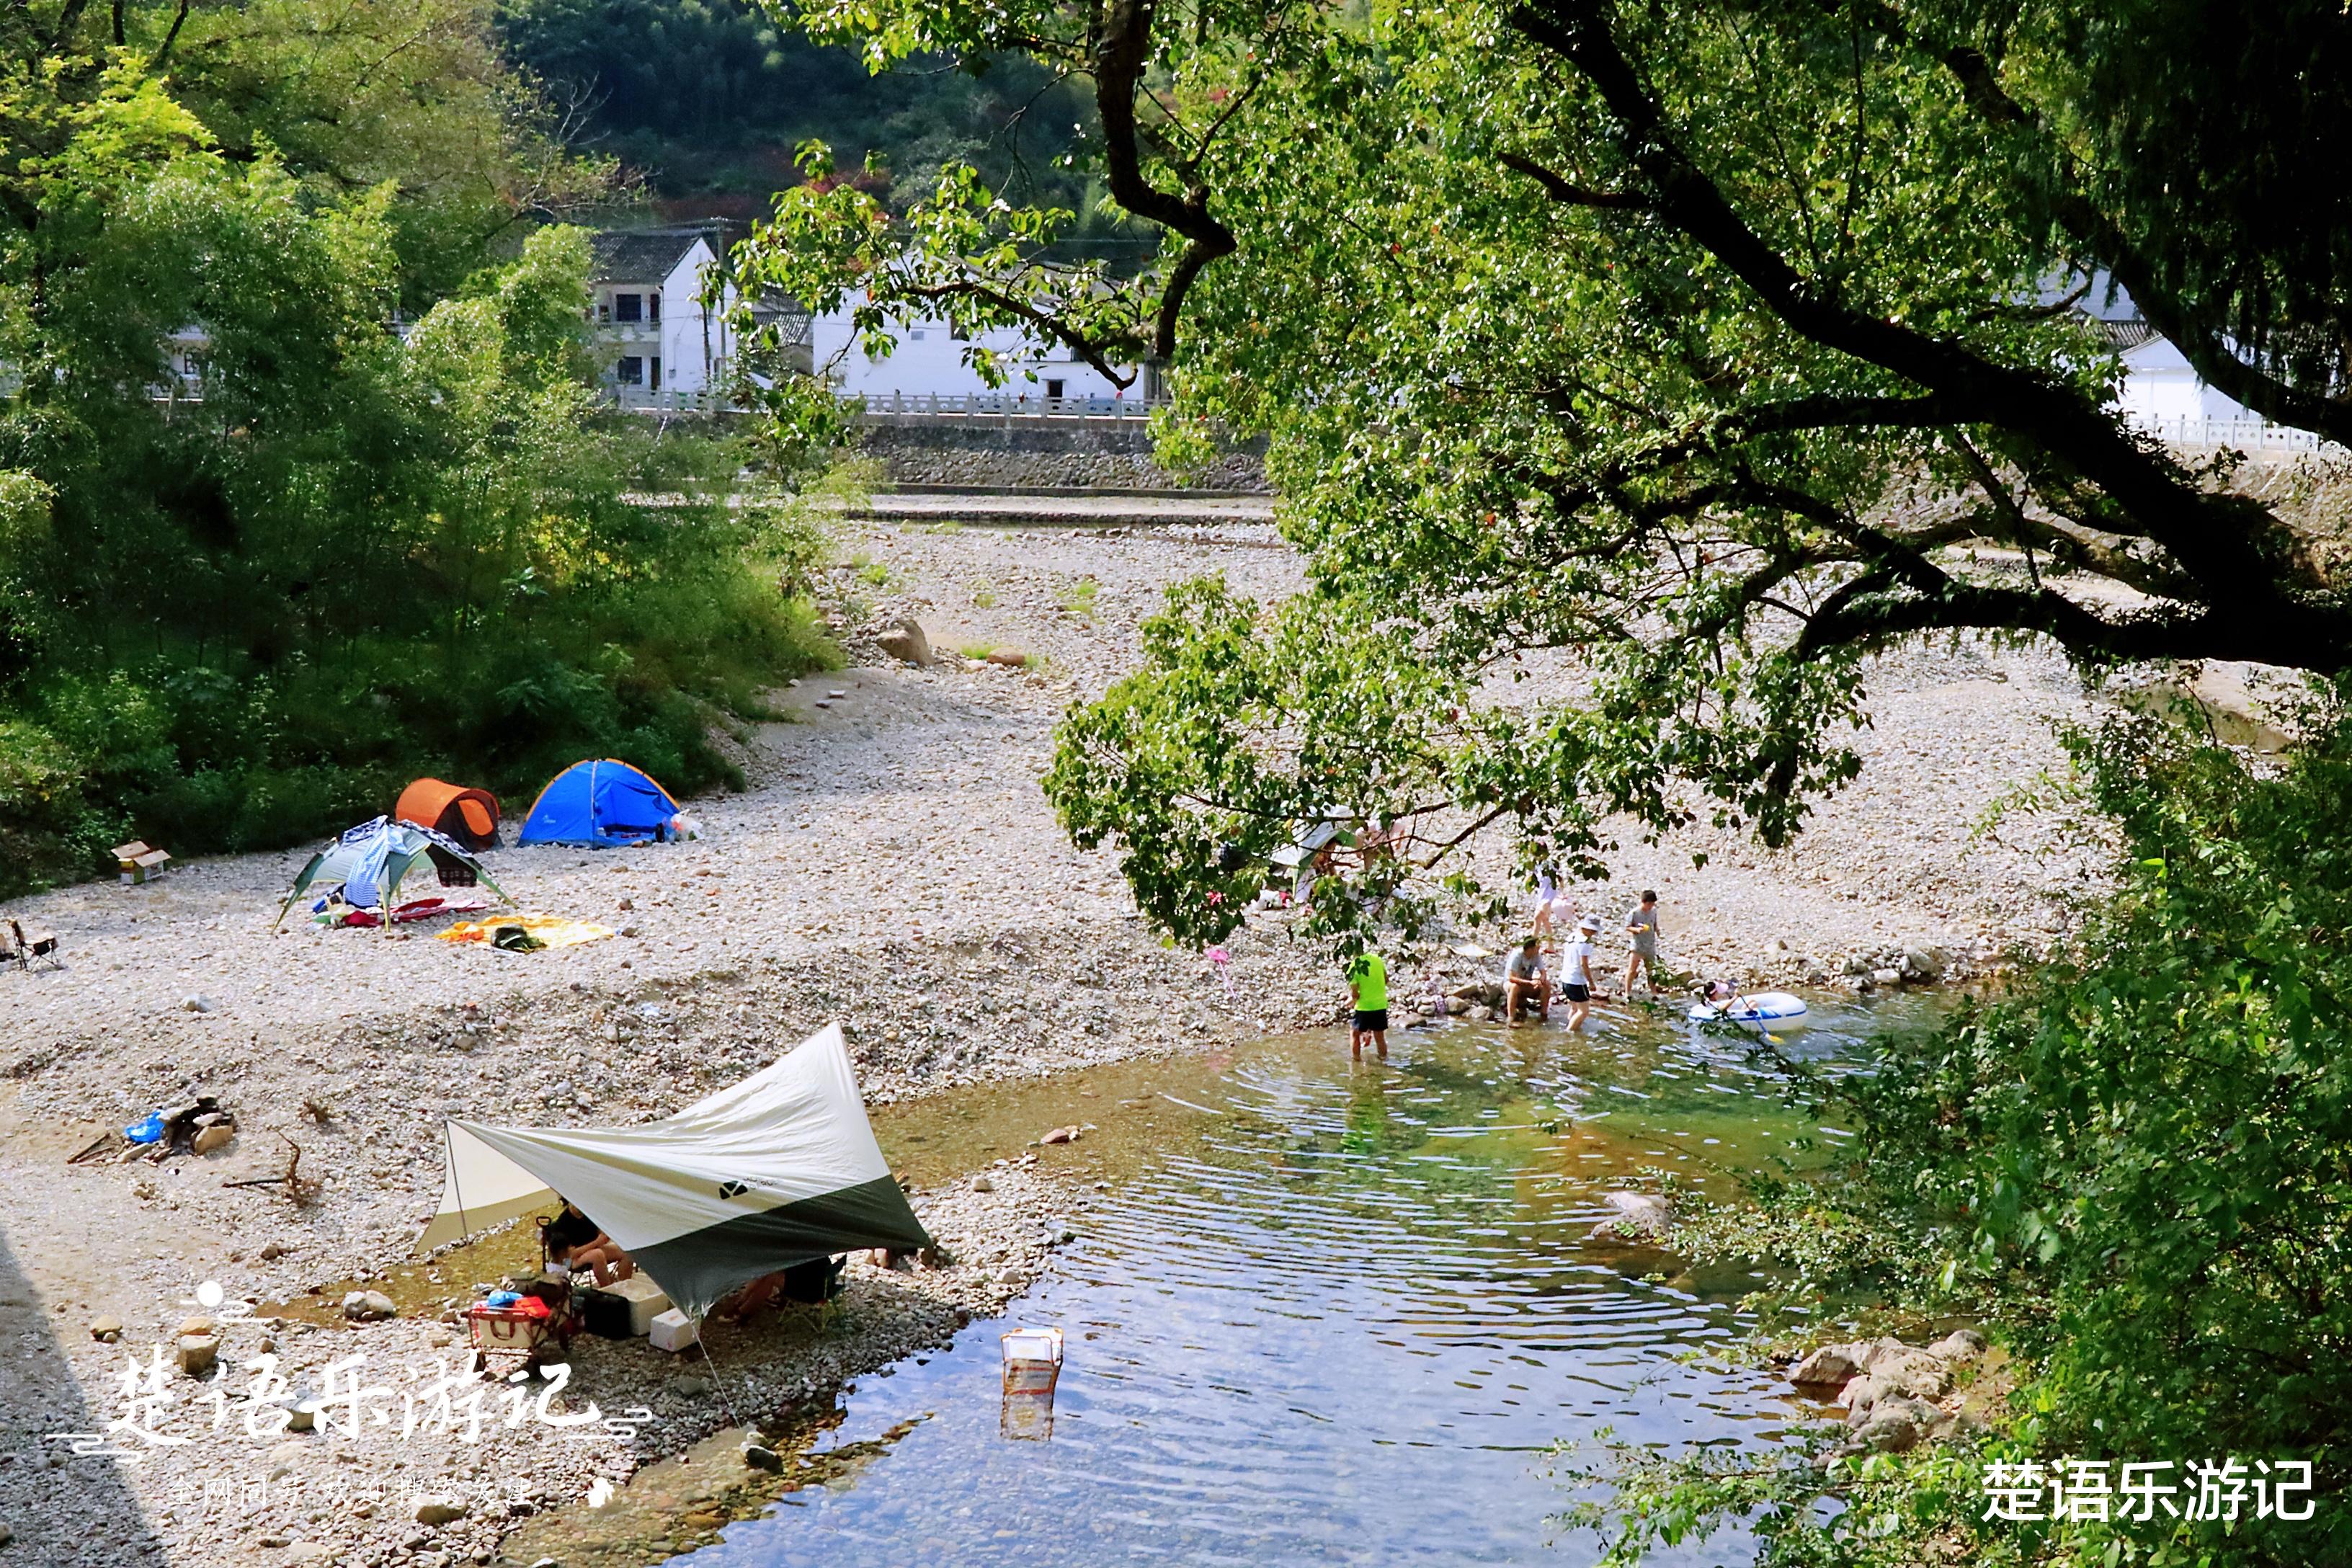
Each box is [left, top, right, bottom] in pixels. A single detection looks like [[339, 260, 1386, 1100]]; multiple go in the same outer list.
[[782, 1255, 848, 1332], [6, 919, 59, 973]]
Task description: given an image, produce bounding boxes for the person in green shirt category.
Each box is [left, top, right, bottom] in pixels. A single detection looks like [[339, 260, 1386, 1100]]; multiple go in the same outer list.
[[1346, 949, 1390, 1060]]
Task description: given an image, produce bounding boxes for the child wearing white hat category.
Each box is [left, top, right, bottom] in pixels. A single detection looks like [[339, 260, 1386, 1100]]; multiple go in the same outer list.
[[1563, 916, 1603, 1030]]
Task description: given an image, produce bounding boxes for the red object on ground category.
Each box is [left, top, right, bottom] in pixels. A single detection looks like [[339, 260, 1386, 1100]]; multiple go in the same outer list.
[[331, 895, 494, 928]]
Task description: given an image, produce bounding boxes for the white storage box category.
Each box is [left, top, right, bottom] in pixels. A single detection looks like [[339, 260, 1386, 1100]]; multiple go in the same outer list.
[[649, 1308, 699, 1353], [1000, 1326, 1064, 1395], [605, 1273, 671, 1336]]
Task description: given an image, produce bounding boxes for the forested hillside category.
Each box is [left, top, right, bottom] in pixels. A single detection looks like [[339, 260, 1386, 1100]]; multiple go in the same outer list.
[[495, 0, 1121, 232]]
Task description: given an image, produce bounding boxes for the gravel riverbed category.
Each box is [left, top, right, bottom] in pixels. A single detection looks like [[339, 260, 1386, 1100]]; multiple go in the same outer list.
[[0, 517, 2121, 1565]]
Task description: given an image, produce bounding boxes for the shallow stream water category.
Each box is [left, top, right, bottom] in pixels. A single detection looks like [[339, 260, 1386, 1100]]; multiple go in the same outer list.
[[672, 991, 1951, 1567]]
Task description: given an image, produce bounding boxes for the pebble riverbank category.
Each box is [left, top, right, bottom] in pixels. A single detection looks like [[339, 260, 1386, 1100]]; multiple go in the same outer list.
[[0, 516, 2137, 1565]]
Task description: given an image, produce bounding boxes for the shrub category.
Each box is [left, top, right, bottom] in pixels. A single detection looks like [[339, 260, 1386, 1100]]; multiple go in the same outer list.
[[1582, 699, 2352, 1567]]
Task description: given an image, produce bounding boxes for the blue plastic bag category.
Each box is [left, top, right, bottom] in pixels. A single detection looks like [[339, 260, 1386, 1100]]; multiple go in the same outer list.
[[485, 1290, 522, 1309], [124, 1112, 166, 1144]]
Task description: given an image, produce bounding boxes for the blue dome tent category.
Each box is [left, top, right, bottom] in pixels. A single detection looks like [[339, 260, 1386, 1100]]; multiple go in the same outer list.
[[516, 759, 682, 848]]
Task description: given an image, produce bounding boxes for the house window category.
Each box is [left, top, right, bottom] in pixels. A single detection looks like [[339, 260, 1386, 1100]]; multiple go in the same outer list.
[[598, 303, 610, 323], [614, 293, 643, 323], [647, 293, 660, 323], [1046, 378, 1066, 399], [616, 356, 643, 386], [650, 357, 662, 391]]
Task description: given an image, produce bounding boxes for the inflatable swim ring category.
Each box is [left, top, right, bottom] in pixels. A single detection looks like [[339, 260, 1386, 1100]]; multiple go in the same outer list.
[[1688, 991, 1810, 1027]]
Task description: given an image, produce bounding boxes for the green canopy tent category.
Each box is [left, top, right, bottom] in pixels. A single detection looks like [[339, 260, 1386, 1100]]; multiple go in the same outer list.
[[417, 1024, 932, 1319], [274, 815, 511, 930]]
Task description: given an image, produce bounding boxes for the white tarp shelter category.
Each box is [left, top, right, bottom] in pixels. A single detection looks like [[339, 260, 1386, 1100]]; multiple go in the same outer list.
[[418, 1023, 930, 1318]]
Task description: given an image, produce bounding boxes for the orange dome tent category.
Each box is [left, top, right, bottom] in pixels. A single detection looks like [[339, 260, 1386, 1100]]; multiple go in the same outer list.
[[394, 779, 502, 851]]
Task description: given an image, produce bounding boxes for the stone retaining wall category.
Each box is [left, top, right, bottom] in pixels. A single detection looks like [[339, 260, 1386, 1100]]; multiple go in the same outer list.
[[859, 422, 1270, 492]]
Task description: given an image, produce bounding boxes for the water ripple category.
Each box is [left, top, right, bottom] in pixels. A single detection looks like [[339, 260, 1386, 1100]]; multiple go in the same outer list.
[[695, 995, 1948, 1568]]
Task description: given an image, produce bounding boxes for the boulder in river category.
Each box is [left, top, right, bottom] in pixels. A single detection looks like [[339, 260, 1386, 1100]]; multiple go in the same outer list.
[[1588, 1190, 1673, 1243], [1788, 1342, 1871, 1388], [1841, 1345, 1954, 1407], [1927, 1327, 1987, 1362], [1851, 1394, 1943, 1453], [1797, 1337, 1954, 1404]]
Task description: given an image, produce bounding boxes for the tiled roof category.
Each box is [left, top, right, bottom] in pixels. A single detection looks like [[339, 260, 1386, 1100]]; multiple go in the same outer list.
[[2090, 318, 2160, 352], [589, 228, 716, 285]]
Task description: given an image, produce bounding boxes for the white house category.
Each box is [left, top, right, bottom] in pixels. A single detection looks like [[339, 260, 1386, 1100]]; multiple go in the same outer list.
[[2065, 275, 2276, 442], [587, 228, 741, 406], [807, 306, 1133, 404], [2101, 318, 2260, 429]]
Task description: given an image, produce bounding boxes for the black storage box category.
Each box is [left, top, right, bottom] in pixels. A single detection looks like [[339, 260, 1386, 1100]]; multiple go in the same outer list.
[[578, 1288, 636, 1339]]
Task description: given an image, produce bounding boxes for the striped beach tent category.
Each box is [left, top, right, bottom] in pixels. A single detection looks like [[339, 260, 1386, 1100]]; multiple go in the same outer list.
[[417, 1024, 930, 1319]]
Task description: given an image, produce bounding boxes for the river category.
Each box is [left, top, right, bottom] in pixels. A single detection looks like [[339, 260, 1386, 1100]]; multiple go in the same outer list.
[[662, 990, 1948, 1567]]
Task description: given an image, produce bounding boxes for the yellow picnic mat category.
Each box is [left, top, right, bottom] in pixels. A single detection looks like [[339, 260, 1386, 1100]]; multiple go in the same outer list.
[[436, 914, 615, 950]]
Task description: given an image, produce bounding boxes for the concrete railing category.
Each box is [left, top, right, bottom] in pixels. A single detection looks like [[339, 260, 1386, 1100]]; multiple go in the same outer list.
[[2130, 414, 2348, 456], [853, 391, 1167, 423], [607, 386, 732, 414]]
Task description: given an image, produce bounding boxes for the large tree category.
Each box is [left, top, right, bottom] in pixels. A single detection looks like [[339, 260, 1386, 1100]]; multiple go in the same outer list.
[[743, 0, 2352, 942]]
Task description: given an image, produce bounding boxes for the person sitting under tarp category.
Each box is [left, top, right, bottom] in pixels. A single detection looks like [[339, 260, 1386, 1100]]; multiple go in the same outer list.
[[715, 1255, 847, 1324], [419, 1025, 935, 1323], [540, 1202, 636, 1286]]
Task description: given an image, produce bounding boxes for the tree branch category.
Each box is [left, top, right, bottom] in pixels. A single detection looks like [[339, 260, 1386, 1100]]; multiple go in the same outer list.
[[1860, 0, 2352, 449], [1734, 391, 1997, 436], [1792, 572, 2214, 664], [48, 0, 92, 49], [150, 0, 191, 68], [1090, 0, 1235, 360], [1498, 151, 1648, 209], [900, 277, 1140, 390], [1506, 0, 2340, 662]]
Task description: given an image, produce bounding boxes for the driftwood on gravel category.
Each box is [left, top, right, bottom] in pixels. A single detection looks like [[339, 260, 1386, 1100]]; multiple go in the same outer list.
[[223, 1136, 322, 1205], [66, 1132, 116, 1165]]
